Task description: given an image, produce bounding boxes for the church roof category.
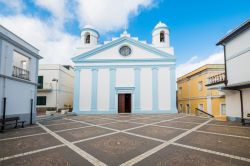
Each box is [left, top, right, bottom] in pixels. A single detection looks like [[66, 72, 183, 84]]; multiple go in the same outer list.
[[154, 21, 168, 30], [72, 36, 175, 63]]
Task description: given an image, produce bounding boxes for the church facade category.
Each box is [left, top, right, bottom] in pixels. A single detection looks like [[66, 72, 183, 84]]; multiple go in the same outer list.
[[72, 22, 176, 114]]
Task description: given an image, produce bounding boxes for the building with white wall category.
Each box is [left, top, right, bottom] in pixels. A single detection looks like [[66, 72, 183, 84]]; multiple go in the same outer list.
[[37, 64, 74, 110], [72, 22, 176, 114], [0, 25, 42, 124], [216, 19, 250, 124]]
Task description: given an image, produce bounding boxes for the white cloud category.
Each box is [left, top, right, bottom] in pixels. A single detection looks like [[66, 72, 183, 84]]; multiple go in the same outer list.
[[0, 0, 157, 65], [0, 0, 25, 14], [176, 52, 224, 78], [34, 0, 71, 24], [76, 0, 155, 33], [0, 15, 78, 65]]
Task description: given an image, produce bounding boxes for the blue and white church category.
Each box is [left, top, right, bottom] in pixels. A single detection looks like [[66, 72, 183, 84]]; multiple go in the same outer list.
[[72, 22, 176, 114]]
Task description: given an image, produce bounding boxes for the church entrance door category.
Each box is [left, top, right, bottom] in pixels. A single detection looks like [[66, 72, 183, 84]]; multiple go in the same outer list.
[[118, 94, 131, 113]]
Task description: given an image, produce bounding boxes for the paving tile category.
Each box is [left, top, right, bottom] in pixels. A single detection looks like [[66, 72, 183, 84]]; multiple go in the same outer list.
[[75, 133, 162, 166], [81, 118, 117, 125], [57, 126, 114, 142], [46, 122, 89, 131], [157, 121, 199, 129], [129, 118, 164, 124], [1, 146, 93, 166], [102, 122, 143, 130], [198, 125, 250, 137], [0, 126, 45, 140], [40, 119, 72, 125], [0, 134, 62, 158], [128, 126, 185, 141], [173, 116, 209, 123], [208, 120, 245, 127], [176, 132, 250, 158], [135, 145, 250, 166]]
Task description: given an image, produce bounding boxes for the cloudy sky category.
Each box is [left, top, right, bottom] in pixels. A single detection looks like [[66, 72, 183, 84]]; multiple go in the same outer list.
[[0, 0, 249, 77]]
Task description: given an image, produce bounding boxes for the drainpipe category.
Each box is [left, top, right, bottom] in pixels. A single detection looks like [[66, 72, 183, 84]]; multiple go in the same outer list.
[[237, 90, 245, 125], [223, 45, 228, 86]]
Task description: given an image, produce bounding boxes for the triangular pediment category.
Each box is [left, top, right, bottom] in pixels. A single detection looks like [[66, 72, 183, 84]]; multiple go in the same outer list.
[[72, 37, 175, 63]]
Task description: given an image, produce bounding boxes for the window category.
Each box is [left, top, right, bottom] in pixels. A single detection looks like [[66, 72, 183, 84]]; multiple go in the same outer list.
[[12, 51, 30, 80], [221, 104, 226, 115], [179, 87, 182, 95], [85, 33, 90, 44], [179, 104, 183, 111], [186, 104, 190, 113], [37, 96, 46, 105], [198, 104, 204, 111], [38, 76, 43, 89], [160, 31, 165, 42], [119, 46, 132, 56], [198, 81, 203, 91]]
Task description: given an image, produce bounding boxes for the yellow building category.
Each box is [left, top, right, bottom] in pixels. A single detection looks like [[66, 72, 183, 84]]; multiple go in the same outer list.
[[177, 64, 226, 120]]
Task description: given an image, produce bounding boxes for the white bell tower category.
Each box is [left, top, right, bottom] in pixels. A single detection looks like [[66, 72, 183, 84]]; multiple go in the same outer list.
[[152, 21, 173, 54], [80, 25, 99, 48]]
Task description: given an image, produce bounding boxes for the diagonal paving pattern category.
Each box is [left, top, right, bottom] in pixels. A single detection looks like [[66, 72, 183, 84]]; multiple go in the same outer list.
[[0, 113, 249, 166]]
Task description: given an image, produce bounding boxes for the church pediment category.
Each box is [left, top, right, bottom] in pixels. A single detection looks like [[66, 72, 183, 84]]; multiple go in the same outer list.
[[72, 37, 175, 63]]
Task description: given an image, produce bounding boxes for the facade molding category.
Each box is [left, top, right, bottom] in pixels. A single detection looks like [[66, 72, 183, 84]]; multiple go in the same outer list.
[[170, 66, 177, 112], [134, 67, 141, 112], [91, 68, 98, 112], [109, 68, 116, 112], [73, 69, 80, 112], [152, 67, 159, 112]]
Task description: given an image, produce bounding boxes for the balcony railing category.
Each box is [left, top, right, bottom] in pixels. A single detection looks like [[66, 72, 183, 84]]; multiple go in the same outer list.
[[38, 83, 53, 92], [206, 73, 225, 86], [12, 66, 30, 80]]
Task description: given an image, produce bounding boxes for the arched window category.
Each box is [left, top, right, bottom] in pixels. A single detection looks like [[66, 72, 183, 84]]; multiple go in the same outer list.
[[85, 33, 90, 44], [160, 31, 165, 42]]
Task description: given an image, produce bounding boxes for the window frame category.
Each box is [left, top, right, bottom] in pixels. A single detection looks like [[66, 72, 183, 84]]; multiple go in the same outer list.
[[160, 31, 165, 43], [220, 103, 226, 115], [37, 96, 47, 106]]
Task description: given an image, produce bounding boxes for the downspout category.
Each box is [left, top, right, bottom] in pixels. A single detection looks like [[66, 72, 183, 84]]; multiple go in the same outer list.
[[237, 90, 245, 125], [223, 45, 228, 85]]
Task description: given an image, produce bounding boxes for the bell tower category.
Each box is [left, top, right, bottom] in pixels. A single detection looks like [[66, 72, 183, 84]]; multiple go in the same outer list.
[[80, 25, 99, 48]]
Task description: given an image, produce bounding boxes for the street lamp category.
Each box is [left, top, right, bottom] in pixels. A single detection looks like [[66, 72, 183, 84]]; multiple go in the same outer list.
[[52, 78, 58, 112]]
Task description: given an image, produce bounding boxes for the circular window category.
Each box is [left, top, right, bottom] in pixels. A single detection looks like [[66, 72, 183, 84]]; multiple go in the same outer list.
[[119, 46, 132, 56]]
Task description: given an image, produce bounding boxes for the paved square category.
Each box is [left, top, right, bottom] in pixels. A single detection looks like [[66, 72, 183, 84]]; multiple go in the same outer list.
[[128, 125, 185, 141], [1, 146, 93, 166], [57, 126, 115, 142], [0, 113, 249, 166], [134, 145, 250, 166], [76, 133, 161, 166]]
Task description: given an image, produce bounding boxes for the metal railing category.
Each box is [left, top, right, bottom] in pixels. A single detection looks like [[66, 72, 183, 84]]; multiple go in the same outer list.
[[195, 108, 214, 118], [206, 73, 225, 86], [12, 66, 30, 80], [37, 83, 53, 91]]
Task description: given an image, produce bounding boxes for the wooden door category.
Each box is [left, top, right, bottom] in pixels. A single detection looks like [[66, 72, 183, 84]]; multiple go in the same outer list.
[[118, 94, 125, 113], [125, 94, 131, 113]]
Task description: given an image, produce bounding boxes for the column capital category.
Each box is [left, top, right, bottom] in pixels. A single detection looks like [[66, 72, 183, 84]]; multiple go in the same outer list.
[[109, 67, 116, 71], [91, 68, 99, 72], [134, 67, 141, 71], [152, 66, 159, 71]]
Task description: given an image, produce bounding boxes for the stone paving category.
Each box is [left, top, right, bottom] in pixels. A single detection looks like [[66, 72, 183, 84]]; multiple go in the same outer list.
[[0, 113, 250, 166]]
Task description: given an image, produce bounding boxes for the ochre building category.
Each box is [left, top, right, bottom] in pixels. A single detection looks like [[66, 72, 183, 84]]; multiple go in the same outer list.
[[177, 64, 226, 120]]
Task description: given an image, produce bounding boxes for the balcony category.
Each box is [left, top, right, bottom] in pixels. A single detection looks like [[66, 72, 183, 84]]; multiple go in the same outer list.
[[12, 66, 30, 80], [206, 73, 225, 86], [38, 83, 53, 92]]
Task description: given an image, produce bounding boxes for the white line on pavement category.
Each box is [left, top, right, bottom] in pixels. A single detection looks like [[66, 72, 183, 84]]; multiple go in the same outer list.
[[0, 132, 47, 142], [38, 123, 108, 166], [172, 142, 250, 162], [120, 119, 213, 166], [0, 144, 65, 161]]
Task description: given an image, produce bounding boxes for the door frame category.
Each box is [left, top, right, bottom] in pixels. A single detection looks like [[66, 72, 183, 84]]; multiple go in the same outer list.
[[115, 87, 135, 113]]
